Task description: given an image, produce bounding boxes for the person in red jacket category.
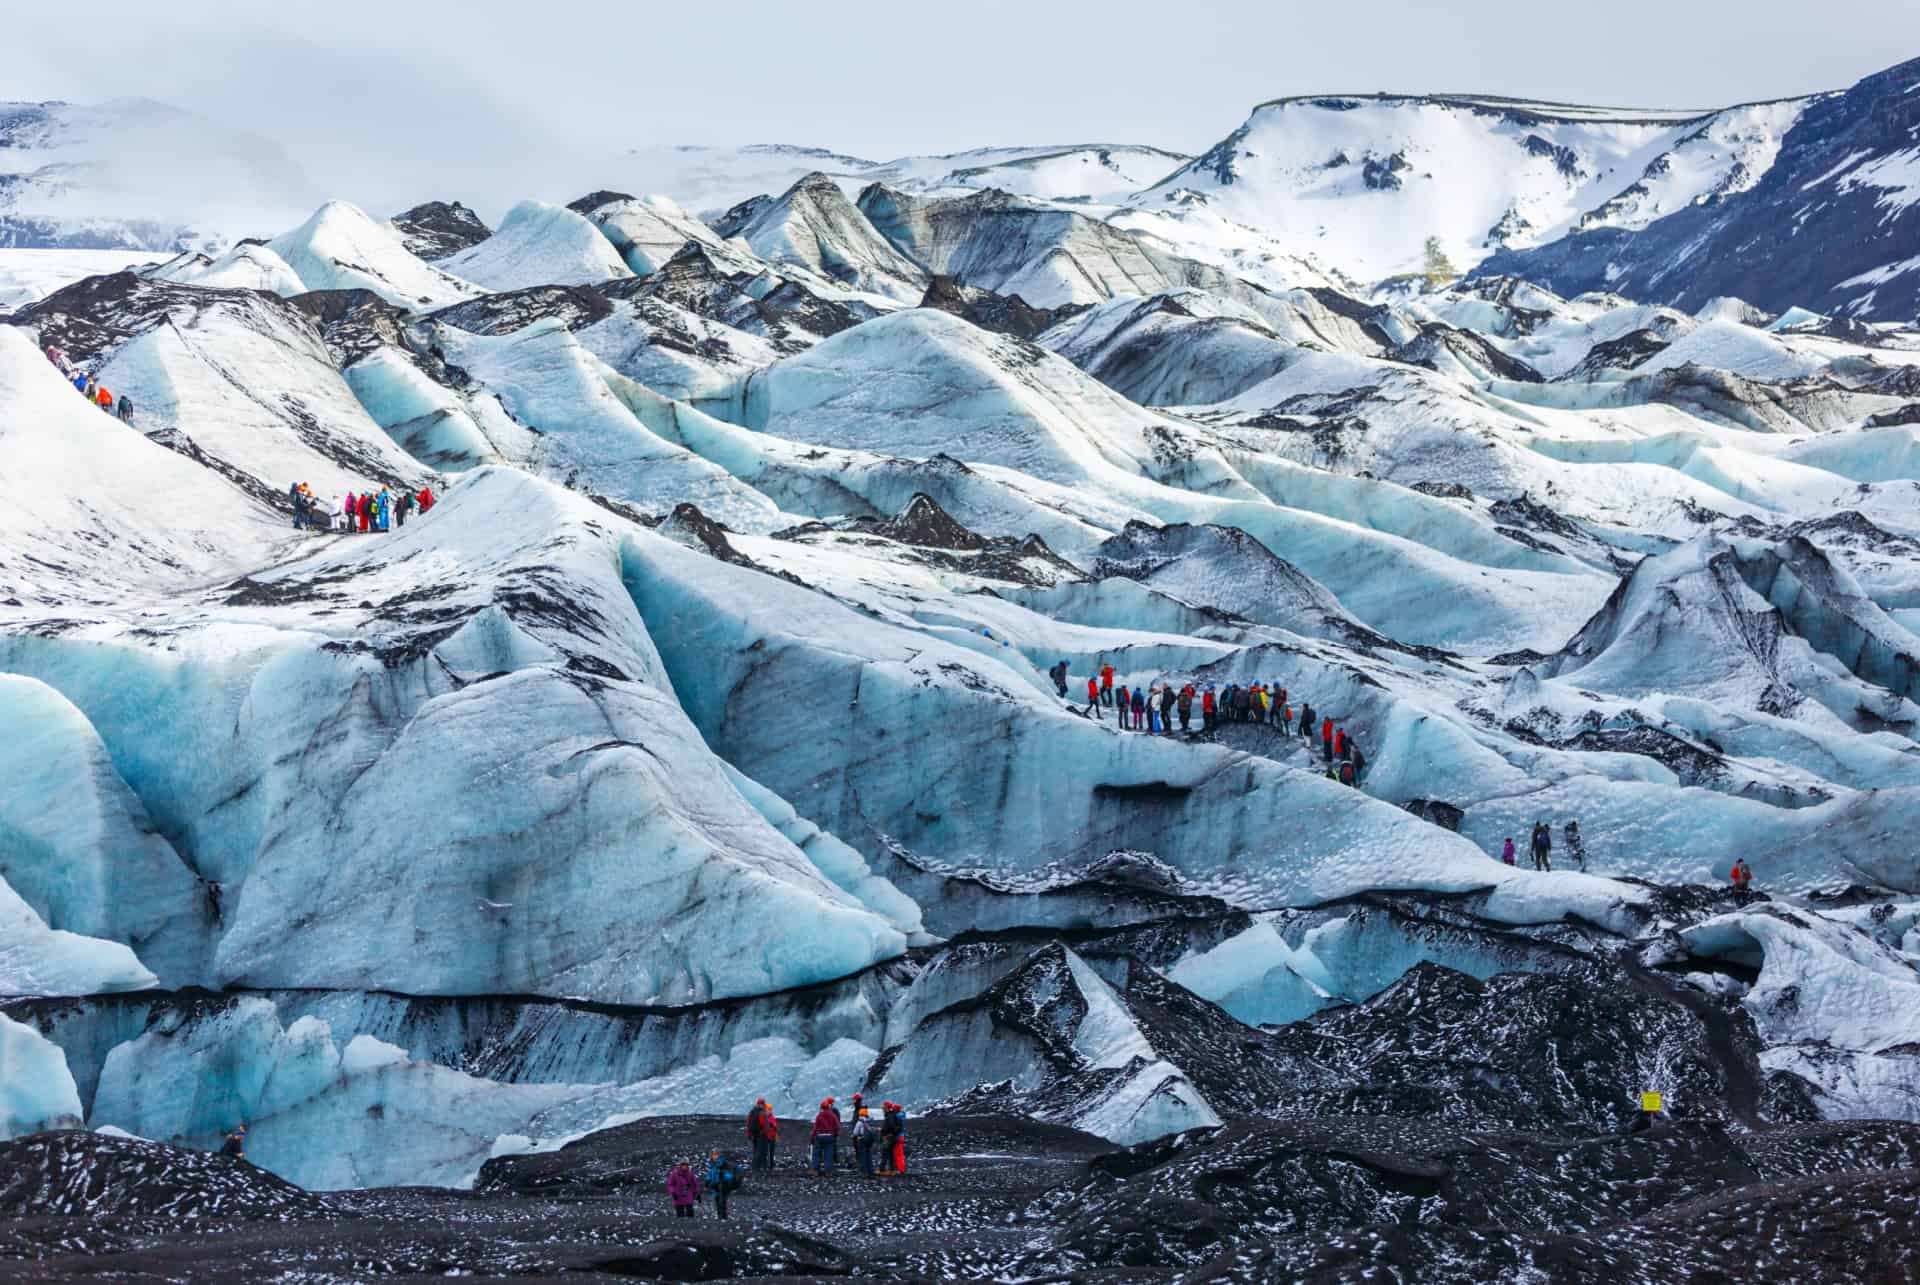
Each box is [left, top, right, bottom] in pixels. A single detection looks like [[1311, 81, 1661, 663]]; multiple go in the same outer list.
[[1201, 685, 1217, 731], [1334, 728, 1348, 760], [1099, 662, 1114, 705], [810, 1098, 841, 1175], [1085, 675, 1102, 720], [418, 485, 435, 512], [1321, 718, 1334, 762], [1730, 859, 1754, 900], [746, 1098, 777, 1170]]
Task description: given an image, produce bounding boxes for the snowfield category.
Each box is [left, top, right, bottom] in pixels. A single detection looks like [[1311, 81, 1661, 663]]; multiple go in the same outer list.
[[5, 65, 1920, 1255]]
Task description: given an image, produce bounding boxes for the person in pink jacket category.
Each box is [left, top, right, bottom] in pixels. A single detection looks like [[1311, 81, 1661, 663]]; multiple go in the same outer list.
[[666, 1159, 702, 1217]]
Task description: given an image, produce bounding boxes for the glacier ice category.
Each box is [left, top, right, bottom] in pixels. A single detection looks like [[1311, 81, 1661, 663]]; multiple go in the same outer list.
[[0, 1013, 84, 1139]]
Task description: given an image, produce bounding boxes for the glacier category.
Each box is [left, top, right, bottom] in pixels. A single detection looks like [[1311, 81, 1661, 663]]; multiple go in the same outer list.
[[5, 63, 1920, 1280]]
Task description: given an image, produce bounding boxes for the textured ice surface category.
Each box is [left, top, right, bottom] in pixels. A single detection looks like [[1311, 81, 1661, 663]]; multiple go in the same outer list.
[[269, 201, 478, 310], [0, 1013, 84, 1138], [439, 200, 633, 292]]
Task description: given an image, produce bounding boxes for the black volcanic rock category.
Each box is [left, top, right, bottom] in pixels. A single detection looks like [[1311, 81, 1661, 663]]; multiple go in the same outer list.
[[389, 200, 490, 261], [918, 274, 1077, 339]]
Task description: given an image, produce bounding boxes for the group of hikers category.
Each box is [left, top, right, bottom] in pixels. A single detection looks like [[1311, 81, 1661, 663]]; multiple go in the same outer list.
[[42, 343, 134, 424], [290, 480, 437, 532], [1500, 820, 1588, 871], [743, 1094, 909, 1180], [1049, 660, 1368, 788], [661, 1096, 910, 1219]]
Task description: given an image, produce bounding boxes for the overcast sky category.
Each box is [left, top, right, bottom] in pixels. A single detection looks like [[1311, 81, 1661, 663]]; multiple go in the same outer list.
[[13, 0, 1920, 217]]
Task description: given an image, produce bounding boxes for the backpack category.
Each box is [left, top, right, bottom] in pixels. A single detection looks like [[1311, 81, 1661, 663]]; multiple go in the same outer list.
[[853, 1117, 872, 1139], [720, 1161, 739, 1190]]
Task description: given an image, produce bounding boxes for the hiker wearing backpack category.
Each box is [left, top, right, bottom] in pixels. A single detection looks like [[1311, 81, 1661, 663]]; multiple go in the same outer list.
[[1085, 675, 1102, 720], [851, 1105, 877, 1176], [746, 1099, 776, 1170], [705, 1150, 741, 1218], [810, 1098, 841, 1175]]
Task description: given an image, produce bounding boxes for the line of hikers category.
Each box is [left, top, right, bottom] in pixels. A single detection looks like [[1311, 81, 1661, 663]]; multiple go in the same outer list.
[[743, 1094, 909, 1181], [43, 343, 134, 424], [1048, 660, 1368, 788], [290, 480, 436, 533]]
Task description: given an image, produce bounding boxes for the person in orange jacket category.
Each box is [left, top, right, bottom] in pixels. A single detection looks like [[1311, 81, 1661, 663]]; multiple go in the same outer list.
[[1201, 685, 1217, 731], [1099, 662, 1114, 706], [1321, 717, 1334, 762], [1730, 859, 1754, 899]]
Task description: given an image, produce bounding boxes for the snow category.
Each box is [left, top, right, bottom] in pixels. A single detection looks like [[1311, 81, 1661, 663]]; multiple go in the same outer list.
[[0, 248, 162, 311], [1127, 95, 1719, 281], [144, 242, 305, 294], [268, 201, 479, 310], [438, 200, 632, 291], [1835, 147, 1920, 215]]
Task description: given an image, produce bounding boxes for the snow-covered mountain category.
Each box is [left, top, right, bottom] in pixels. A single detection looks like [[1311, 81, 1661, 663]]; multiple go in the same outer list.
[[616, 142, 1188, 216], [5, 56, 1920, 1283], [1125, 92, 1794, 284], [1481, 55, 1920, 320], [0, 98, 319, 251]]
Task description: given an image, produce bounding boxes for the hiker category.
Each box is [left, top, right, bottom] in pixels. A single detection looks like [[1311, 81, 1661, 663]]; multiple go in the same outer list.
[[1085, 675, 1102, 720], [1501, 837, 1516, 865], [811, 1098, 841, 1175], [746, 1099, 776, 1170], [116, 394, 133, 424], [83, 375, 98, 402], [379, 489, 393, 532], [1201, 685, 1216, 731], [667, 1160, 702, 1218], [1131, 685, 1146, 731], [1530, 821, 1552, 872], [880, 1102, 907, 1175], [1350, 744, 1367, 785], [1299, 702, 1315, 741], [394, 488, 412, 528], [44, 343, 69, 370], [1050, 660, 1069, 697], [1321, 718, 1334, 763], [1158, 682, 1174, 735], [1338, 759, 1356, 787], [705, 1150, 740, 1219], [1177, 683, 1194, 731], [1115, 684, 1130, 729], [1730, 858, 1754, 899], [72, 371, 89, 396], [96, 384, 114, 412], [1100, 661, 1115, 706], [418, 485, 436, 512], [1334, 727, 1348, 760], [219, 1124, 247, 1159], [851, 1105, 877, 1176], [289, 481, 308, 530], [1564, 820, 1586, 871], [1145, 685, 1160, 734]]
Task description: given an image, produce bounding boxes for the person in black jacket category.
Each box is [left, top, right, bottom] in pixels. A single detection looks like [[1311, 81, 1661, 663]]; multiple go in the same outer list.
[[220, 1124, 247, 1159]]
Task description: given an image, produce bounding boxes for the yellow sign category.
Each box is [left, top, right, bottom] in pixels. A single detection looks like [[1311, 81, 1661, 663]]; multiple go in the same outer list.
[[1641, 1092, 1664, 1113]]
